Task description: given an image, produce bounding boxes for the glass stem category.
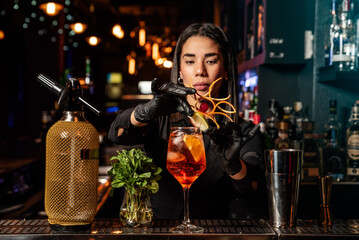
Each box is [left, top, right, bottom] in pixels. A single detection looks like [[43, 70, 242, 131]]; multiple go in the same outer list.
[[183, 186, 190, 226]]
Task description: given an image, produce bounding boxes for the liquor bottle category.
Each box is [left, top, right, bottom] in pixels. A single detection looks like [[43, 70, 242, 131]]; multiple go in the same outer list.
[[274, 121, 293, 150], [84, 56, 95, 95], [248, 19, 255, 59], [257, 2, 264, 55], [331, 0, 358, 71], [346, 103, 359, 181], [37, 74, 100, 233], [292, 102, 306, 149], [293, 102, 305, 139], [325, 100, 342, 145], [302, 121, 320, 182], [282, 106, 293, 122], [320, 100, 346, 181], [250, 86, 258, 112], [265, 99, 280, 149], [85, 56, 91, 85], [283, 106, 299, 146], [326, 0, 340, 66]]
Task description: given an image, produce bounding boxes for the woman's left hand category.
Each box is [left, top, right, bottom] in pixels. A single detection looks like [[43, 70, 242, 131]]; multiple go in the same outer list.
[[205, 122, 259, 176]]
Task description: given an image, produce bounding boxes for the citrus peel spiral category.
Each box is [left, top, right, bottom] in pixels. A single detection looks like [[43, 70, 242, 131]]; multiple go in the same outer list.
[[185, 77, 236, 129]]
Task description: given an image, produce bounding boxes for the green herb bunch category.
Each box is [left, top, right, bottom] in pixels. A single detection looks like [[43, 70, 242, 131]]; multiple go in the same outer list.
[[108, 149, 162, 226], [108, 148, 162, 196]]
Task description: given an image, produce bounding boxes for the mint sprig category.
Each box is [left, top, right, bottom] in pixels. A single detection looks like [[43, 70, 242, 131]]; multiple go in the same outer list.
[[107, 148, 162, 196]]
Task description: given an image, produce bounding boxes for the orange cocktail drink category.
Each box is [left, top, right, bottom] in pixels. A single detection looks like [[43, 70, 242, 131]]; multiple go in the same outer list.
[[167, 130, 206, 187], [166, 127, 206, 233]]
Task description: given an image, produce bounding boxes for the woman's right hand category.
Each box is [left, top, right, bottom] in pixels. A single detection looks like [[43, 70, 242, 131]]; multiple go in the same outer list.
[[133, 78, 196, 123]]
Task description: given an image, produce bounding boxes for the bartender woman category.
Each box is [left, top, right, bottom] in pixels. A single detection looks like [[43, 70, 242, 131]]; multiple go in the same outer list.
[[108, 23, 266, 219]]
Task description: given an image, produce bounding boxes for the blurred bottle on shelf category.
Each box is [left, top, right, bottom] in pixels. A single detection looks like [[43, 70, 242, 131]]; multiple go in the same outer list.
[[257, 1, 264, 55], [329, 0, 358, 71], [302, 121, 320, 182], [274, 121, 293, 150], [250, 86, 258, 112], [239, 70, 258, 121], [293, 102, 306, 139], [82, 56, 95, 95], [320, 100, 346, 181], [85, 57, 91, 84], [282, 106, 297, 143], [292, 101, 308, 149], [247, 18, 255, 60], [282, 106, 293, 122], [265, 99, 280, 149], [346, 101, 359, 181], [325, 0, 337, 66]]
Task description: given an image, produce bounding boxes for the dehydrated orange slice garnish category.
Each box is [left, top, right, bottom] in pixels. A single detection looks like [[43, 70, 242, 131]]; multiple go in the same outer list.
[[183, 135, 204, 162]]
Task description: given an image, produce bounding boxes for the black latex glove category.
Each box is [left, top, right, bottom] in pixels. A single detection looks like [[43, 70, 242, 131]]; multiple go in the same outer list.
[[134, 78, 196, 123], [205, 122, 260, 175]]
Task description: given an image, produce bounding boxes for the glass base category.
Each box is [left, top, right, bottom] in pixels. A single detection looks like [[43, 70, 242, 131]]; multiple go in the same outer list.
[[169, 223, 204, 233]]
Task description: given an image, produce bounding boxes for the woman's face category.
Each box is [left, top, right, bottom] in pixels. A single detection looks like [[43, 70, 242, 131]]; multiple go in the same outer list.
[[179, 36, 225, 105]]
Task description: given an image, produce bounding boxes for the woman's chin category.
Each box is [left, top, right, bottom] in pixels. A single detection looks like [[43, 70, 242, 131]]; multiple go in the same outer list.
[[195, 90, 209, 96]]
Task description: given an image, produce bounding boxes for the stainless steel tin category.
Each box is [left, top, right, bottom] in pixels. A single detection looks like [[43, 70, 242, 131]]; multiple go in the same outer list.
[[264, 149, 303, 228]]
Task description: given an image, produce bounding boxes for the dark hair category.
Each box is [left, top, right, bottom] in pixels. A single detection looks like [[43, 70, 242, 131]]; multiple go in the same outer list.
[[171, 22, 239, 123]]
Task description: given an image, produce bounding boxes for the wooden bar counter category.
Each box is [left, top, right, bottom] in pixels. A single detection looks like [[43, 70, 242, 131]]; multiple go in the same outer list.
[[1, 219, 359, 240]]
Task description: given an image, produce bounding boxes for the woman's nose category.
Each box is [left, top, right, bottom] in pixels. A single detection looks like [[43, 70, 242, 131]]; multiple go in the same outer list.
[[195, 62, 206, 76]]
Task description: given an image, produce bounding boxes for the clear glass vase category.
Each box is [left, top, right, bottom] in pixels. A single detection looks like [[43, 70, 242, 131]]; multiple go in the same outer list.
[[119, 190, 153, 228]]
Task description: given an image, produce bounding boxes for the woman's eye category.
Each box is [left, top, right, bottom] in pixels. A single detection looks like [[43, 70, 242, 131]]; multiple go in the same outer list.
[[185, 60, 194, 64], [206, 59, 218, 64]]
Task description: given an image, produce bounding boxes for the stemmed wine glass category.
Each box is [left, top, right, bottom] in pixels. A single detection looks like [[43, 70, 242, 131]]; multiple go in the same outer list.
[[166, 127, 206, 233]]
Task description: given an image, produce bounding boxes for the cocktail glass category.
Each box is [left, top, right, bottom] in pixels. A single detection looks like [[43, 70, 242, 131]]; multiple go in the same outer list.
[[166, 127, 206, 233]]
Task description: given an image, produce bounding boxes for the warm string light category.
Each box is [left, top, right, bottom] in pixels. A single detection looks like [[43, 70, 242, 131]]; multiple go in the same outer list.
[[15, 0, 175, 69], [87, 36, 100, 46], [138, 21, 146, 47], [112, 24, 124, 39], [70, 22, 87, 34], [39, 2, 64, 16], [152, 43, 159, 60], [163, 60, 173, 68], [139, 28, 146, 46], [127, 52, 137, 75], [128, 58, 136, 75]]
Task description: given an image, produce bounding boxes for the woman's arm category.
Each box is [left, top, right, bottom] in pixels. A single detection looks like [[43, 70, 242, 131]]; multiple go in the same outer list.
[[115, 110, 148, 137], [108, 108, 148, 145]]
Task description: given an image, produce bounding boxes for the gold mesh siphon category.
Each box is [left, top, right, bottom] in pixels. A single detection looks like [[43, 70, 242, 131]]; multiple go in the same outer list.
[[45, 120, 99, 226]]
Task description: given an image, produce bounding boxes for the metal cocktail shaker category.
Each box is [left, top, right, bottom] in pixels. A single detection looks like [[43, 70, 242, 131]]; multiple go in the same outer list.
[[264, 149, 303, 228]]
